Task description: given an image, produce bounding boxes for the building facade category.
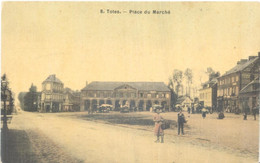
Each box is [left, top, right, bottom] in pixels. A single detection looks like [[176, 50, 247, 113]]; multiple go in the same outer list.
[[62, 88, 80, 112], [40, 74, 64, 112], [199, 78, 217, 110], [239, 76, 260, 112], [80, 82, 171, 111], [217, 53, 260, 112], [176, 96, 193, 111]]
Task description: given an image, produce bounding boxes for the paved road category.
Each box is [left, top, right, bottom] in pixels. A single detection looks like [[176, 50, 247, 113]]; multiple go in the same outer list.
[[7, 110, 258, 163]]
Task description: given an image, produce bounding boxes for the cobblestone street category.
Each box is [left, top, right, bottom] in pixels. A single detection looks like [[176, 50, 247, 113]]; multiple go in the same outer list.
[[3, 110, 258, 163]]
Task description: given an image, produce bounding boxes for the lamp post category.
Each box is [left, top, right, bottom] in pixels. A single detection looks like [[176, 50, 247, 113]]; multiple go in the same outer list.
[[1, 79, 8, 130]]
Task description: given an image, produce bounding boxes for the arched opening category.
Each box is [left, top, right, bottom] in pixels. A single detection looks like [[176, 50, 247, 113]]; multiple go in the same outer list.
[[138, 100, 144, 111], [84, 100, 90, 111], [92, 99, 98, 111], [106, 100, 112, 105], [146, 100, 152, 111], [52, 102, 59, 112], [46, 105, 50, 112], [122, 100, 127, 105], [99, 99, 105, 106], [115, 100, 121, 111], [130, 100, 136, 109], [161, 101, 167, 111], [154, 100, 159, 105]]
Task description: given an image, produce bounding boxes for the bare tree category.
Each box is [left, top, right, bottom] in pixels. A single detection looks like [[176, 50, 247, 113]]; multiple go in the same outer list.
[[206, 67, 220, 81], [184, 68, 193, 97], [172, 69, 183, 96]]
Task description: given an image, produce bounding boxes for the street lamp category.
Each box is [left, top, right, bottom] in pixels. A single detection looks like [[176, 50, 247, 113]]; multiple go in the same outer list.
[[1, 79, 8, 130]]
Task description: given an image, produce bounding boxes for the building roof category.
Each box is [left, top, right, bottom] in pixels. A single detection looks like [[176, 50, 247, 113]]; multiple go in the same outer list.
[[42, 74, 63, 84], [221, 56, 259, 77], [64, 88, 80, 96], [176, 96, 193, 104], [82, 81, 170, 92], [201, 78, 217, 89]]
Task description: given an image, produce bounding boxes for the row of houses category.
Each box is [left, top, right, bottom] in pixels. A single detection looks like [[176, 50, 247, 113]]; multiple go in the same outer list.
[[199, 52, 260, 113], [39, 75, 171, 112]]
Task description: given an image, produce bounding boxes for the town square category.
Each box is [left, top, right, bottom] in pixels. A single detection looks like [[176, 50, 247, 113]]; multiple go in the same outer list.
[[1, 2, 260, 163]]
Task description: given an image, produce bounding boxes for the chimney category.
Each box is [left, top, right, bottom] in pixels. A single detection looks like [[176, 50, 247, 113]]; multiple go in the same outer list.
[[86, 81, 88, 86], [240, 59, 247, 64], [237, 61, 241, 65], [249, 56, 257, 60], [258, 52, 260, 57]]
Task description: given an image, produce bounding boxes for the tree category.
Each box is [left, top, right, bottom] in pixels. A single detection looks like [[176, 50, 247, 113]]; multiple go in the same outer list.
[[172, 69, 183, 96], [206, 67, 220, 81], [18, 92, 27, 110], [24, 84, 38, 112], [168, 79, 178, 110], [184, 68, 193, 97], [1, 74, 15, 115]]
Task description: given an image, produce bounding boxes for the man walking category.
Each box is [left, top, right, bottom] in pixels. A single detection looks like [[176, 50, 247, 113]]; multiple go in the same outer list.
[[252, 104, 259, 120], [177, 110, 185, 135], [243, 103, 250, 120]]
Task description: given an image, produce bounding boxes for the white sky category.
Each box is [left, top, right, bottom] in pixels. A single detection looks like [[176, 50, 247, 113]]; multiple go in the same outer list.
[[2, 2, 260, 100]]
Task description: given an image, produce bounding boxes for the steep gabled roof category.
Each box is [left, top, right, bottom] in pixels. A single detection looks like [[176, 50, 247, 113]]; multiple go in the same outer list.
[[176, 96, 193, 104], [42, 74, 63, 84], [201, 78, 218, 89], [82, 81, 170, 92], [222, 57, 259, 77]]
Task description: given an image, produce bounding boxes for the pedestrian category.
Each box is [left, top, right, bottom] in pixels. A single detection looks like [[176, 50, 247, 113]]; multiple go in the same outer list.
[[252, 104, 259, 120], [202, 108, 207, 119], [243, 103, 250, 120], [153, 109, 164, 143], [192, 106, 194, 114], [202, 111, 206, 119], [177, 110, 186, 135]]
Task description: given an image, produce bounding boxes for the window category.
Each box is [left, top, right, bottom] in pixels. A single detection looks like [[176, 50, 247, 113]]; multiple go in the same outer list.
[[46, 95, 50, 99], [42, 93, 45, 100], [88, 92, 94, 97], [140, 93, 143, 98], [46, 83, 51, 90]]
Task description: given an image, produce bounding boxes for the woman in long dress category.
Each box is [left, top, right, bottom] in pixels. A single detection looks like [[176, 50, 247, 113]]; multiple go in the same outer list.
[[153, 109, 164, 143]]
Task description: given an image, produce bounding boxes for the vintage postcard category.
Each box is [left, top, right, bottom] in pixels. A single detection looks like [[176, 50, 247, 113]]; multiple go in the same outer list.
[[1, 2, 259, 163]]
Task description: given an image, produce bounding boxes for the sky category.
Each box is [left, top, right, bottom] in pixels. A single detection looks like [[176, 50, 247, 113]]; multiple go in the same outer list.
[[2, 2, 260, 101]]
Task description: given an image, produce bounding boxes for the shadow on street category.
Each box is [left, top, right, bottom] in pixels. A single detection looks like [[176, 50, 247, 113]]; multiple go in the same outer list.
[[1, 128, 38, 163]]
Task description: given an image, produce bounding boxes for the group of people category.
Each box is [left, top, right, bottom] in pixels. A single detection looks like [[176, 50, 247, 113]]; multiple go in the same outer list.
[[243, 103, 259, 120], [153, 109, 186, 143]]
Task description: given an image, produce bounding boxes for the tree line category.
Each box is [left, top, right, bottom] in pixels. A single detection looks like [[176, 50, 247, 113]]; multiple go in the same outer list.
[[18, 84, 39, 112], [167, 67, 220, 108]]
